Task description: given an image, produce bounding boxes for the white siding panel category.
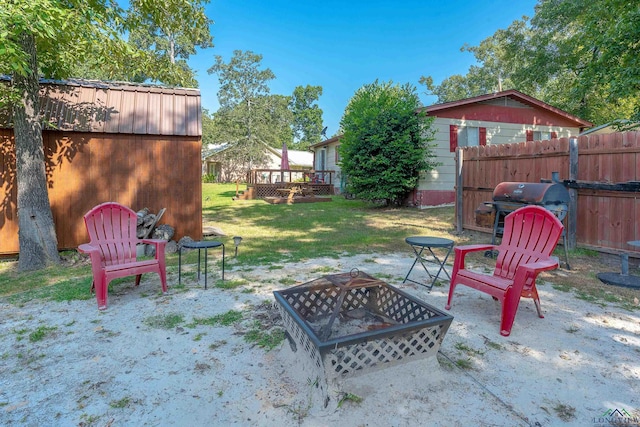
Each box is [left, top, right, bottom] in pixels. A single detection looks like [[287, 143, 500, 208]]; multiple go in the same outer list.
[[313, 116, 582, 196], [419, 117, 581, 194]]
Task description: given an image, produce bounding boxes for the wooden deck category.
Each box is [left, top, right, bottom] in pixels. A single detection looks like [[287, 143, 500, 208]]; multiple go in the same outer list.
[[236, 169, 336, 200], [264, 195, 333, 204]]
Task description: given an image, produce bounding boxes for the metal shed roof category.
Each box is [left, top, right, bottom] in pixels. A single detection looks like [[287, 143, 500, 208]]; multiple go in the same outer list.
[[0, 78, 201, 136]]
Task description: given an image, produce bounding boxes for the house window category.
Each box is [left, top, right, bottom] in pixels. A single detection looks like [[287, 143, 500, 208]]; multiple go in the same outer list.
[[450, 125, 487, 151], [464, 127, 479, 147], [534, 131, 552, 141], [335, 145, 340, 163]]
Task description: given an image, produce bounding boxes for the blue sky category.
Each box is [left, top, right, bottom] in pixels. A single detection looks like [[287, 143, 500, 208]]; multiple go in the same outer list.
[[190, 0, 538, 137]]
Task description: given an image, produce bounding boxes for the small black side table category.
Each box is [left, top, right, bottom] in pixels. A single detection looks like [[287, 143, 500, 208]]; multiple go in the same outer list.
[[178, 240, 224, 289], [403, 236, 454, 289]]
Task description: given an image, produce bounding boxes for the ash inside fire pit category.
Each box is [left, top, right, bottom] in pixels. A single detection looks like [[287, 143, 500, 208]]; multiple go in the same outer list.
[[308, 307, 399, 340], [273, 270, 453, 397]]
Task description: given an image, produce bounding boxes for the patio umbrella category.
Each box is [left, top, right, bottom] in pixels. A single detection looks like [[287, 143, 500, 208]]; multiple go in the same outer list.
[[280, 142, 290, 170]]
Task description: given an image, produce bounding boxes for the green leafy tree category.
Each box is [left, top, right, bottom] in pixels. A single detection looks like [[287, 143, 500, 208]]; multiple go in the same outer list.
[[66, 1, 212, 86], [339, 80, 438, 206], [208, 50, 296, 169], [421, 1, 640, 125], [0, 1, 121, 271], [207, 51, 325, 176], [419, 18, 532, 103], [126, 0, 213, 86], [526, 0, 640, 123], [208, 50, 275, 152], [0, 0, 212, 271], [420, 72, 494, 103], [290, 85, 324, 150], [201, 108, 217, 147]]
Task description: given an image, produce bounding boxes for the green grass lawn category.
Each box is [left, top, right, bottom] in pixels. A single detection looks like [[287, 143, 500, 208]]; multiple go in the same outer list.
[[0, 183, 458, 301], [202, 183, 457, 265], [1, 183, 638, 311]]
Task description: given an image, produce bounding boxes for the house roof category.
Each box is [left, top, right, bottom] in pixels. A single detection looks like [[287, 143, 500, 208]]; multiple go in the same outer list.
[[203, 142, 313, 167], [312, 90, 593, 147], [0, 77, 202, 136], [310, 135, 341, 149], [264, 144, 313, 167], [420, 89, 593, 128], [276, 148, 313, 167], [202, 142, 231, 159], [579, 119, 637, 136]]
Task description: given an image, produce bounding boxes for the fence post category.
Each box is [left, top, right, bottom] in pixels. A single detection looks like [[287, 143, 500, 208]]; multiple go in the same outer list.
[[456, 147, 463, 233], [568, 137, 578, 249]]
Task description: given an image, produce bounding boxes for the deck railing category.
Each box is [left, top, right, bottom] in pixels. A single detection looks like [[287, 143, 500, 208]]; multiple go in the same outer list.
[[246, 169, 335, 185], [244, 169, 336, 199]]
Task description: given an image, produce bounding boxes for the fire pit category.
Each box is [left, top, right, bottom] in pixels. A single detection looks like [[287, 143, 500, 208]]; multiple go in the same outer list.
[[273, 270, 453, 398]]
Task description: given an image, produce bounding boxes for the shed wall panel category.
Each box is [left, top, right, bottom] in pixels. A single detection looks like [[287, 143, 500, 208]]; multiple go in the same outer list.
[[105, 89, 122, 133], [92, 88, 108, 133], [133, 91, 149, 134], [0, 129, 18, 253], [0, 130, 202, 255], [161, 95, 175, 135], [1, 80, 201, 137], [147, 93, 162, 134], [173, 95, 187, 136], [119, 90, 136, 134]]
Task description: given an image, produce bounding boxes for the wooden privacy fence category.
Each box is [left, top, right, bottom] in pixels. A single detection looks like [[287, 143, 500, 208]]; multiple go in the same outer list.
[[455, 131, 640, 256]]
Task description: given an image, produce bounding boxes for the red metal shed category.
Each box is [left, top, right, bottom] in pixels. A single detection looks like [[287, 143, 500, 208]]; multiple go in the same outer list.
[[0, 78, 203, 255]]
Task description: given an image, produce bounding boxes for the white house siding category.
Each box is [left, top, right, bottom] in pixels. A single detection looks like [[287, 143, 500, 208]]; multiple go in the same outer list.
[[419, 118, 579, 189], [313, 91, 590, 207], [314, 143, 343, 190], [414, 117, 581, 207], [204, 145, 313, 183], [313, 119, 581, 205]]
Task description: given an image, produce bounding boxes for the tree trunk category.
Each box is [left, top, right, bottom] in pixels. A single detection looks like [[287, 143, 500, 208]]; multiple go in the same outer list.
[[13, 32, 60, 271]]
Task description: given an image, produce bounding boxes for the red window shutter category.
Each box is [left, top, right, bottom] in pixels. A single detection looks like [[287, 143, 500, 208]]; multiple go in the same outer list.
[[449, 125, 458, 152], [479, 127, 487, 146], [526, 130, 534, 141], [551, 131, 558, 139]]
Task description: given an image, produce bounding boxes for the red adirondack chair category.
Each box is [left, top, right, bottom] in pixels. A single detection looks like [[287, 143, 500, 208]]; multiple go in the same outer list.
[[445, 205, 564, 336], [78, 202, 168, 310]]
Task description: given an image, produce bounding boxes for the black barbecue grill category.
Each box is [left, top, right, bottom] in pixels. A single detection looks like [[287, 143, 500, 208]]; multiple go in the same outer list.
[[490, 181, 570, 269]]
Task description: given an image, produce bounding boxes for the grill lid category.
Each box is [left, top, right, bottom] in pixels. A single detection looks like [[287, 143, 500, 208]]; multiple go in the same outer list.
[[492, 182, 570, 205]]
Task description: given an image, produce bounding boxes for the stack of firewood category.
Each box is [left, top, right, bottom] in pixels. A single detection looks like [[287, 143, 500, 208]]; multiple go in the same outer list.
[[136, 208, 177, 254]]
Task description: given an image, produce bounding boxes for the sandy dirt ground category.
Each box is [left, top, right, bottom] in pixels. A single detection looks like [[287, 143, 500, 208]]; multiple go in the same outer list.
[[1, 253, 639, 427]]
